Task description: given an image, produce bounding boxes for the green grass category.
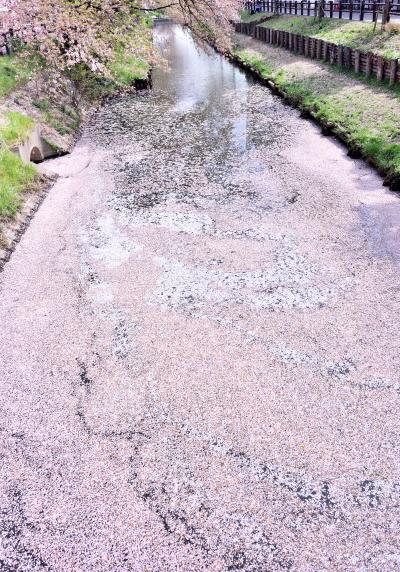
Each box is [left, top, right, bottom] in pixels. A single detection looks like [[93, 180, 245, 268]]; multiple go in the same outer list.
[[40, 110, 69, 135], [0, 111, 35, 145], [32, 98, 50, 112], [235, 47, 400, 182], [0, 54, 37, 98], [0, 110, 38, 218], [109, 48, 150, 85], [259, 15, 400, 58], [108, 24, 151, 86], [33, 98, 80, 134], [240, 10, 272, 23], [0, 146, 38, 217]]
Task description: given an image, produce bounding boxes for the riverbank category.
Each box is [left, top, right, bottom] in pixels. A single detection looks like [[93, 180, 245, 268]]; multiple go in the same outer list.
[[0, 43, 152, 268], [230, 31, 400, 190], [241, 12, 400, 59]]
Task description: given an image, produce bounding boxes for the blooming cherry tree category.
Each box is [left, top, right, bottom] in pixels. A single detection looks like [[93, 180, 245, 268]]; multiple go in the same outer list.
[[1, 0, 241, 70]]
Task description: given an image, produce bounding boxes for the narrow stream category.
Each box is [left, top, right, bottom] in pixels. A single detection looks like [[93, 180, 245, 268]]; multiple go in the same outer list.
[[82, 21, 399, 263], [84, 22, 307, 212]]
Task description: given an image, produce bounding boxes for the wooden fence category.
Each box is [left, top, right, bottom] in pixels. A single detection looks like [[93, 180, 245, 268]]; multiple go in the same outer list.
[[235, 21, 400, 85], [244, 0, 400, 21]]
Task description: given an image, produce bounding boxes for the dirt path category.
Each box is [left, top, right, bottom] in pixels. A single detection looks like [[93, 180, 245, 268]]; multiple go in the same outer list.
[[0, 24, 400, 571]]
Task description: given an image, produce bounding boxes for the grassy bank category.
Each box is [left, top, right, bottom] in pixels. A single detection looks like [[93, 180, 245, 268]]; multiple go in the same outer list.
[[0, 53, 37, 98], [0, 147, 38, 218], [261, 15, 400, 58], [241, 11, 400, 58], [240, 10, 271, 23], [0, 32, 151, 222], [0, 111, 39, 218], [232, 33, 400, 188]]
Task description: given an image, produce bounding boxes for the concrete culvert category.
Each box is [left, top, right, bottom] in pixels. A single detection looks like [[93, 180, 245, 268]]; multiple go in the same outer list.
[[30, 146, 44, 163]]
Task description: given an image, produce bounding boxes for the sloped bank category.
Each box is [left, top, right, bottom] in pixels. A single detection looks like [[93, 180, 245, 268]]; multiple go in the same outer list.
[[227, 33, 400, 192], [0, 63, 152, 270]]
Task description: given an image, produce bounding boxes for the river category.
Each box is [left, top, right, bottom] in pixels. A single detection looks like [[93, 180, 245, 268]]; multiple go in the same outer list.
[[0, 21, 399, 571]]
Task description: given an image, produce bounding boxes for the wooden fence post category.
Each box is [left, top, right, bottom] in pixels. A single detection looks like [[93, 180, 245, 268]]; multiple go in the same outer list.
[[365, 53, 373, 77], [372, 1, 377, 21], [300, 34, 305, 55], [311, 37, 317, 58], [354, 50, 361, 73], [337, 45, 344, 66], [360, 0, 365, 19], [389, 59, 398, 86], [329, 44, 336, 65], [323, 40, 329, 61], [376, 56, 384, 81], [316, 38, 323, 59], [344, 46, 351, 67]]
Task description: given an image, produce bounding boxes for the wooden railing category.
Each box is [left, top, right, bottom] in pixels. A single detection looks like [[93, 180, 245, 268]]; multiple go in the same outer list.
[[244, 0, 400, 21]]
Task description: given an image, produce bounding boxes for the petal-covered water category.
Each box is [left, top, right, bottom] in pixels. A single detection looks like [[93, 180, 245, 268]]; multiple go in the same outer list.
[[0, 21, 399, 572]]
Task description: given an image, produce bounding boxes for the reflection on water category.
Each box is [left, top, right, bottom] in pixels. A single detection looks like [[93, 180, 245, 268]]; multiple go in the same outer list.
[[154, 23, 249, 124], [84, 20, 297, 215], [86, 21, 292, 163]]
